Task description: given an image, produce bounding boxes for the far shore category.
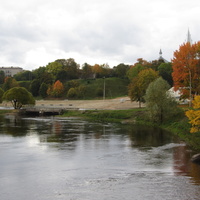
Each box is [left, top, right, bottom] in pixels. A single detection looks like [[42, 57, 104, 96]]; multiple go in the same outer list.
[[0, 97, 144, 110]]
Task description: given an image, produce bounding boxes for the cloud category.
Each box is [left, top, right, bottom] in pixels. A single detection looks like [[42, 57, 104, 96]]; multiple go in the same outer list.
[[0, 0, 199, 70]]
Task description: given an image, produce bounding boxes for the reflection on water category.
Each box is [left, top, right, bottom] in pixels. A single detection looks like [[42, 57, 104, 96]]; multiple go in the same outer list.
[[0, 114, 200, 200]]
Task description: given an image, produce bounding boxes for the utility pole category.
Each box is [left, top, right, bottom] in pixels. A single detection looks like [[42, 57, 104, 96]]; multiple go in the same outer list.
[[103, 77, 105, 101]]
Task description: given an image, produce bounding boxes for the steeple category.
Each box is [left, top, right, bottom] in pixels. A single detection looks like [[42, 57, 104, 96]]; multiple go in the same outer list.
[[158, 49, 169, 63], [187, 29, 192, 44]]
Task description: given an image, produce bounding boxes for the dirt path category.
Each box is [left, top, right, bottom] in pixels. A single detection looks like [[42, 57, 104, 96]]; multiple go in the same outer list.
[[1, 97, 144, 110], [35, 97, 143, 110]]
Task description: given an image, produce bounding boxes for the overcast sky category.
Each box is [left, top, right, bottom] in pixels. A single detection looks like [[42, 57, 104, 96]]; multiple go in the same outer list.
[[0, 0, 199, 70]]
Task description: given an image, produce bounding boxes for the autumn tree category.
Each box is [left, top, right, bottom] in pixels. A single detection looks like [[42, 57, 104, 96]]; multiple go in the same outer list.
[[128, 68, 158, 107], [172, 42, 200, 98], [47, 80, 64, 97], [2, 87, 35, 109], [185, 95, 200, 133], [145, 77, 179, 124]]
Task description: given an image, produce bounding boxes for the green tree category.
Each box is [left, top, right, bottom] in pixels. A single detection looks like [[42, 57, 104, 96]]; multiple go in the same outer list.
[[113, 63, 130, 78], [81, 63, 93, 79], [0, 88, 4, 103], [56, 58, 80, 80], [39, 83, 48, 98], [128, 68, 158, 107], [14, 70, 33, 81], [2, 77, 19, 91], [127, 64, 146, 80], [158, 63, 173, 86], [3, 87, 35, 109], [0, 71, 5, 84], [33, 67, 53, 85], [30, 79, 40, 97], [145, 77, 179, 124], [67, 88, 77, 98]]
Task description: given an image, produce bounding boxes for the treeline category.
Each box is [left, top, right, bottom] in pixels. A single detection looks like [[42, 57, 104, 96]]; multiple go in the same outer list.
[[0, 57, 172, 99]]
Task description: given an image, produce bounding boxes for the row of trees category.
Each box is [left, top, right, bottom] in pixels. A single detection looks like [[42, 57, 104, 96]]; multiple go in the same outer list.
[[0, 57, 173, 99]]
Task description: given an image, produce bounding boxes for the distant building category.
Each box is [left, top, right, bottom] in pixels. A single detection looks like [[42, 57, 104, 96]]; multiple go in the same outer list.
[[158, 49, 169, 63], [0, 67, 23, 77]]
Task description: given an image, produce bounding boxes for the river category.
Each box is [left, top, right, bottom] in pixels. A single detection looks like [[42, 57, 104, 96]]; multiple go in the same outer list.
[[0, 114, 200, 200]]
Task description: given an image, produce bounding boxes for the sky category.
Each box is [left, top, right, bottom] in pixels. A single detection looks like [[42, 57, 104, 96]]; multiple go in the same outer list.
[[0, 0, 200, 70]]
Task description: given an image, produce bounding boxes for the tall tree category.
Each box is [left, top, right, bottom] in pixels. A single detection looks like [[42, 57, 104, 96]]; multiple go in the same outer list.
[[145, 77, 179, 124], [172, 42, 200, 98], [128, 68, 158, 107], [81, 63, 93, 79]]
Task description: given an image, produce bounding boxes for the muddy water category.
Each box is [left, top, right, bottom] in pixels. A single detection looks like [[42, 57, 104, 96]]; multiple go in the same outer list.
[[0, 115, 200, 200]]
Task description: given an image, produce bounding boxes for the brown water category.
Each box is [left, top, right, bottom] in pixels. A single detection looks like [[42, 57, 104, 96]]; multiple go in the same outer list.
[[0, 114, 200, 200]]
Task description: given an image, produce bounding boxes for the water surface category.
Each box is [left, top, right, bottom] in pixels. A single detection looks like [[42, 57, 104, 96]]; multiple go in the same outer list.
[[0, 114, 200, 200]]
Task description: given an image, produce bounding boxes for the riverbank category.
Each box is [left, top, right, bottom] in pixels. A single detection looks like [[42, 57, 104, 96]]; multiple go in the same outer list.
[[61, 108, 200, 151], [1, 104, 199, 151]]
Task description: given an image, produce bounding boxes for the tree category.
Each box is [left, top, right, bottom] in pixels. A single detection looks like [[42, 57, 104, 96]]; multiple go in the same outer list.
[[47, 80, 64, 97], [172, 42, 200, 98], [0, 71, 5, 84], [67, 88, 77, 98], [127, 64, 146, 80], [158, 63, 173, 86], [128, 68, 158, 107], [2, 77, 19, 91], [185, 95, 200, 133], [30, 79, 40, 97], [145, 77, 179, 124], [113, 63, 130, 78], [14, 70, 33, 81], [56, 58, 80, 80], [32, 67, 54, 85], [39, 83, 48, 98], [0, 88, 4, 103], [2, 87, 35, 109], [81, 63, 93, 79]]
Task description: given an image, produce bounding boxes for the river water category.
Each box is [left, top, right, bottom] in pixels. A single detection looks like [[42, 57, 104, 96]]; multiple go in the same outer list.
[[0, 114, 200, 200]]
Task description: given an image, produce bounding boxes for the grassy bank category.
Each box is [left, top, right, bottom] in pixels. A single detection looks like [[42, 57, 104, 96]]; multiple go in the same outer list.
[[61, 108, 200, 151], [61, 108, 145, 123], [0, 110, 14, 115]]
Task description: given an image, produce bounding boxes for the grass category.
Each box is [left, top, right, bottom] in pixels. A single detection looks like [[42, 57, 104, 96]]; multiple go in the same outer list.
[[61, 107, 200, 151], [0, 110, 14, 114], [78, 77, 129, 99]]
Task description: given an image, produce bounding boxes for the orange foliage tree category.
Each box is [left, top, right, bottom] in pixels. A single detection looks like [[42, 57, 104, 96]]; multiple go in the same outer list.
[[172, 42, 200, 98], [47, 80, 64, 97]]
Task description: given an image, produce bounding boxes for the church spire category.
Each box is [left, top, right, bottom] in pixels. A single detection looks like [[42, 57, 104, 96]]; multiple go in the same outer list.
[[187, 29, 192, 44]]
